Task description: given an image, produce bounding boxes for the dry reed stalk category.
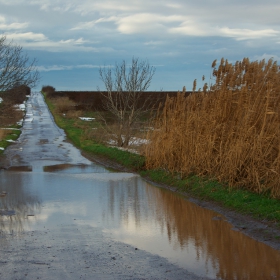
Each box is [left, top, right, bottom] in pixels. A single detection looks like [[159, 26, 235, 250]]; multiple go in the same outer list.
[[145, 58, 280, 197]]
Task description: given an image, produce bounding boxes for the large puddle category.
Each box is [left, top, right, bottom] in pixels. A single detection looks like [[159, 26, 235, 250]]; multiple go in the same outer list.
[[1, 166, 280, 279], [1, 93, 280, 279]]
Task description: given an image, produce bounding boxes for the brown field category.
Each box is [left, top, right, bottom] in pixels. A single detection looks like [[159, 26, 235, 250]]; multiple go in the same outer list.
[[46, 90, 187, 111]]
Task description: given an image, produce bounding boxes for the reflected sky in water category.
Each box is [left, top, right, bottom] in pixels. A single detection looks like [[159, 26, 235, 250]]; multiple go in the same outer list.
[[1, 168, 280, 279]]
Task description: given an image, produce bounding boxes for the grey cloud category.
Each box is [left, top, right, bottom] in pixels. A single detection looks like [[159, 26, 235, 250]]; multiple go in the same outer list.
[[1, 0, 279, 91]]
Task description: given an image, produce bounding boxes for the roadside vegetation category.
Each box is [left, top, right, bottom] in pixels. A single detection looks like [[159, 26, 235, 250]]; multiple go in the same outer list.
[[0, 86, 31, 154], [0, 35, 39, 154], [42, 57, 280, 225], [42, 85, 145, 169], [0, 127, 21, 155], [146, 58, 280, 198]]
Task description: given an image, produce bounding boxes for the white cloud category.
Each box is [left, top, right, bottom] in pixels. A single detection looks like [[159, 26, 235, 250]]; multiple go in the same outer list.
[[37, 65, 73, 71], [1, 1, 280, 41], [169, 19, 212, 36], [220, 27, 279, 40], [169, 22, 280, 41], [3, 32, 112, 52], [253, 53, 280, 62], [71, 11, 280, 42], [1, 0, 279, 91], [37, 64, 103, 71], [72, 0, 143, 15], [4, 32, 47, 41], [165, 3, 182, 9], [144, 41, 165, 46], [0, 0, 142, 14], [0, 15, 28, 30], [76, 64, 103, 68], [0, 22, 28, 30], [116, 13, 184, 34], [58, 37, 87, 45], [71, 16, 117, 30], [71, 13, 184, 34]]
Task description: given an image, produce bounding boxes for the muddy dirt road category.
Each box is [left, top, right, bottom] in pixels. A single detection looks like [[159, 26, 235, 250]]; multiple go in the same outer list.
[[0, 92, 280, 280]]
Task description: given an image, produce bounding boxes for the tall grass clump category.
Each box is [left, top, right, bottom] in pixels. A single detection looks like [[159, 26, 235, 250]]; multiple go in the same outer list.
[[53, 97, 76, 114], [145, 58, 280, 198]]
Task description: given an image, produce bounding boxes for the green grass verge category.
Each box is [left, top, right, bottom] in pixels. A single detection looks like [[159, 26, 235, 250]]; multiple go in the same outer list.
[[43, 93, 145, 169], [44, 92, 280, 225], [0, 126, 21, 155]]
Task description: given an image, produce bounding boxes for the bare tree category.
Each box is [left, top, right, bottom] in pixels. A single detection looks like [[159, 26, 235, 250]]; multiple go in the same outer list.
[[0, 36, 39, 92], [98, 57, 156, 147]]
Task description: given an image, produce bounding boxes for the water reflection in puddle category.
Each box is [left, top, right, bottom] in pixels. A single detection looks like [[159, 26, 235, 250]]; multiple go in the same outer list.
[[0, 169, 280, 279], [6, 166, 32, 172], [43, 163, 110, 174]]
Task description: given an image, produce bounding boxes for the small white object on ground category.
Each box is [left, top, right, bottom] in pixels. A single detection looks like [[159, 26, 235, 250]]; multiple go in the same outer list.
[[0, 147, 4, 150], [19, 104, 26, 111], [108, 136, 149, 146], [14, 104, 26, 111], [0, 128, 21, 130], [79, 117, 95, 121], [24, 118, 33, 122]]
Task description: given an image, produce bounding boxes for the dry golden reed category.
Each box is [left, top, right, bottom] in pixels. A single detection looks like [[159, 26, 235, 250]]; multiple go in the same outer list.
[[145, 58, 280, 198]]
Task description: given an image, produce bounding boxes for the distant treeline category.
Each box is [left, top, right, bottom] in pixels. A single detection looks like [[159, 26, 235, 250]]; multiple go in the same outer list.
[[42, 86, 192, 110]]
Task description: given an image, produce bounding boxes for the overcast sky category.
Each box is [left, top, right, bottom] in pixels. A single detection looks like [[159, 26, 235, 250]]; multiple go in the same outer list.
[[1, 0, 280, 91]]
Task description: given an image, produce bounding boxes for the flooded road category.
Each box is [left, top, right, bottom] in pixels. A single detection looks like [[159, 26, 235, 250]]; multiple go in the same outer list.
[[1, 93, 280, 279]]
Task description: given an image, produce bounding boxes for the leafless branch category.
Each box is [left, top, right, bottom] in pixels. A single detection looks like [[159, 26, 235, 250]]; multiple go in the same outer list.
[[98, 57, 156, 147], [0, 36, 39, 91]]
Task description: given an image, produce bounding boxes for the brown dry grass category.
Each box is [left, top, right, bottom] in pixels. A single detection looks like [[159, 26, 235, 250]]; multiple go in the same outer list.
[[65, 110, 84, 119], [145, 58, 280, 198], [53, 97, 76, 114], [0, 129, 9, 140], [83, 126, 110, 144], [0, 102, 23, 127]]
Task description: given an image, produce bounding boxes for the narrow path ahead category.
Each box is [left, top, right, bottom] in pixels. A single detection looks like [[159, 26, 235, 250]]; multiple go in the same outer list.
[[3, 92, 92, 169], [0, 93, 211, 280]]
